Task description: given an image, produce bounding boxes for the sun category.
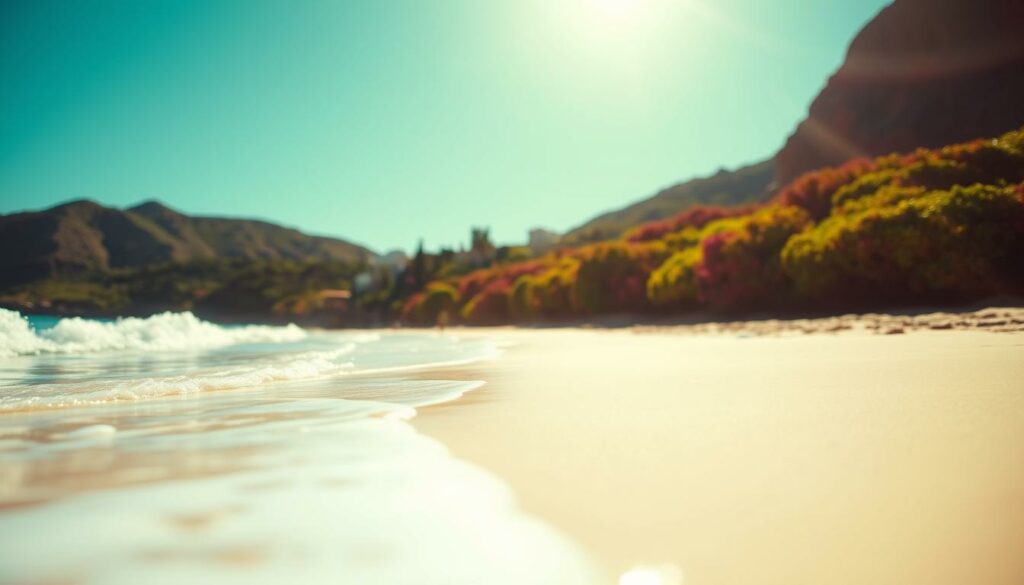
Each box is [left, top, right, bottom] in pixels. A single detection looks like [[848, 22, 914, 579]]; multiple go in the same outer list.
[[592, 0, 645, 18]]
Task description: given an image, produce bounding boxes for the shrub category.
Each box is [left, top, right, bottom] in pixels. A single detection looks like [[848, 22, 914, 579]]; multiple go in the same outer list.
[[570, 242, 668, 314], [781, 184, 1024, 302], [646, 246, 702, 307], [508, 258, 579, 320], [624, 205, 754, 243], [695, 206, 810, 308], [775, 158, 875, 220], [418, 282, 460, 324], [460, 280, 513, 324]]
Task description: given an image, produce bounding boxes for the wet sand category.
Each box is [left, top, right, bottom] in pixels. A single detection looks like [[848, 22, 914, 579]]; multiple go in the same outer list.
[[414, 321, 1024, 585]]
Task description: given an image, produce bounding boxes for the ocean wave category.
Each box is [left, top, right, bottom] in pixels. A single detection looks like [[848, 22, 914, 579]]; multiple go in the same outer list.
[[0, 309, 306, 357], [0, 346, 356, 411]]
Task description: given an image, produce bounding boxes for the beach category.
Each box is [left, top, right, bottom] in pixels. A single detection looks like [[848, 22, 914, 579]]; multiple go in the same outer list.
[[1, 309, 1022, 584], [415, 315, 1024, 585]]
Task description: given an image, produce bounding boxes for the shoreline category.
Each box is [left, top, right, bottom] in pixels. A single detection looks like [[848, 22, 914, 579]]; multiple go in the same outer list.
[[413, 323, 1024, 584], [6, 299, 1024, 332]]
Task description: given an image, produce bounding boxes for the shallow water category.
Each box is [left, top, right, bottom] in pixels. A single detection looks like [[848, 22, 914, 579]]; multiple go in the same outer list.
[[0, 310, 601, 584]]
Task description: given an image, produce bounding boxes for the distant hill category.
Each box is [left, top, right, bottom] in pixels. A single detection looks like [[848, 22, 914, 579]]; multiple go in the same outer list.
[[775, 0, 1024, 184], [0, 199, 375, 288], [562, 160, 775, 245]]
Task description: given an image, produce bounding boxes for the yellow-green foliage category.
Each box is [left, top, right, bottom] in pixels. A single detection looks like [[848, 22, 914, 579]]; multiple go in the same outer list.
[[647, 206, 811, 309], [405, 127, 1024, 323], [834, 185, 927, 215], [418, 282, 460, 323], [661, 226, 701, 251], [508, 258, 579, 320], [831, 170, 902, 208], [647, 246, 702, 307], [571, 241, 668, 314], [693, 205, 811, 308], [782, 184, 1024, 298]]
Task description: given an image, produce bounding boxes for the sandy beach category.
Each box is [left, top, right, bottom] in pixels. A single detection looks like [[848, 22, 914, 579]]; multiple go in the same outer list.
[[414, 314, 1024, 585]]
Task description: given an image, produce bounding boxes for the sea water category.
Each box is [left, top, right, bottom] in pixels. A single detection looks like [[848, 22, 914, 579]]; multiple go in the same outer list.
[[0, 310, 601, 585]]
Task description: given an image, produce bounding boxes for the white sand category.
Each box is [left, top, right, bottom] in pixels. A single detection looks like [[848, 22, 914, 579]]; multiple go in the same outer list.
[[414, 327, 1024, 585]]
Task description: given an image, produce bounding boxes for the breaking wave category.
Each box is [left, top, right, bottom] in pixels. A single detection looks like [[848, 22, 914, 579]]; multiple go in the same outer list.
[[0, 309, 306, 357]]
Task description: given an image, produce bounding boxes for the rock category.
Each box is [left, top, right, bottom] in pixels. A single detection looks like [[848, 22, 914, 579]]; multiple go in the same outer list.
[[775, 0, 1024, 184], [977, 319, 1008, 327]]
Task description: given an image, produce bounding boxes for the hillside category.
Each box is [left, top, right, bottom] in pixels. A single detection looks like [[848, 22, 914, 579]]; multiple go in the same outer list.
[[403, 127, 1024, 325], [0, 199, 375, 288], [568, 0, 1024, 244], [776, 0, 1024, 184], [562, 160, 775, 245]]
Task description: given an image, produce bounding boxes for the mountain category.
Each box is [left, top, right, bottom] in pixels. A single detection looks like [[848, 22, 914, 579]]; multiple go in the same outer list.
[[562, 160, 775, 245], [775, 0, 1024, 184], [0, 199, 375, 288], [568, 0, 1024, 243]]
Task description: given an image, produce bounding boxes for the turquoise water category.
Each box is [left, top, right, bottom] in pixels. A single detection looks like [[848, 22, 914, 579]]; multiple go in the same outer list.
[[24, 314, 63, 330]]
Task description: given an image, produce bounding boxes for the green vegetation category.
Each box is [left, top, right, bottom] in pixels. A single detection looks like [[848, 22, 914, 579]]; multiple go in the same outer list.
[[6, 130, 1023, 327], [2, 259, 367, 324], [403, 128, 1024, 324]]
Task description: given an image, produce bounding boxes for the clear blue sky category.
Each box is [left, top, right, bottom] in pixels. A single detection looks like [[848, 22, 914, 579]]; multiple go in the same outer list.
[[0, 0, 890, 253]]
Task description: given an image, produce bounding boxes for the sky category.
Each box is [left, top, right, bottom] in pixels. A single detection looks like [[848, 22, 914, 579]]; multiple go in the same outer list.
[[0, 0, 890, 253]]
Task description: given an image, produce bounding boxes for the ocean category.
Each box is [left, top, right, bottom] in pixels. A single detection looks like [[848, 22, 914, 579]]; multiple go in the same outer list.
[[0, 310, 600, 584]]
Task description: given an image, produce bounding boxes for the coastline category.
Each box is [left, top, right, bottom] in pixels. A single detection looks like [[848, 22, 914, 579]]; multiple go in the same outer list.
[[413, 318, 1024, 584]]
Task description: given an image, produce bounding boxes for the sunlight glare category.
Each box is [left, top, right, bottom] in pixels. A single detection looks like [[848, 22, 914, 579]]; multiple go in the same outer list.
[[593, 0, 645, 18], [619, 564, 684, 585]]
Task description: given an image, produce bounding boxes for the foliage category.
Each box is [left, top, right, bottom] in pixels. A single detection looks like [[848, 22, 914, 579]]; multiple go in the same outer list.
[[13, 129, 1024, 326], [694, 206, 810, 308], [775, 158, 875, 220], [460, 280, 513, 324], [404, 282, 460, 325], [647, 246, 702, 307], [570, 242, 668, 314], [508, 258, 579, 320], [623, 205, 755, 243], [782, 184, 1024, 302], [2, 259, 366, 324], [403, 127, 1024, 324]]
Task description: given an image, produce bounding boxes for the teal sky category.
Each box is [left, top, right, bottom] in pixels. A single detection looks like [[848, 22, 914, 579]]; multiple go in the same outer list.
[[0, 0, 890, 253]]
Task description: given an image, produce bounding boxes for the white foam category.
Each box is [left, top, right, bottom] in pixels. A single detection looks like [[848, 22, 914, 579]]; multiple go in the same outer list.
[[0, 404, 604, 585], [0, 324, 597, 584], [0, 346, 356, 411], [0, 309, 306, 357], [62, 424, 117, 440]]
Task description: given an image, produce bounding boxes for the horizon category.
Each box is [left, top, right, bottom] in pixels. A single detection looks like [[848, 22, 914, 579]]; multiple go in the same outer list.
[[1, 0, 889, 253]]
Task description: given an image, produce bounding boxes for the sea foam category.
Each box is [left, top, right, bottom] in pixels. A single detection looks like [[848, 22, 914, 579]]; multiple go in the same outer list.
[[0, 309, 306, 357], [0, 345, 357, 411]]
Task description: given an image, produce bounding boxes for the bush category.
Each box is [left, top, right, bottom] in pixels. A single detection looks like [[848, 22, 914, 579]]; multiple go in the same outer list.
[[775, 159, 875, 220], [646, 246, 702, 307], [695, 206, 810, 308], [508, 259, 579, 320], [419, 282, 460, 324], [461, 280, 513, 324], [624, 205, 754, 243], [781, 184, 1024, 302], [570, 242, 668, 314], [407, 127, 1024, 321]]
